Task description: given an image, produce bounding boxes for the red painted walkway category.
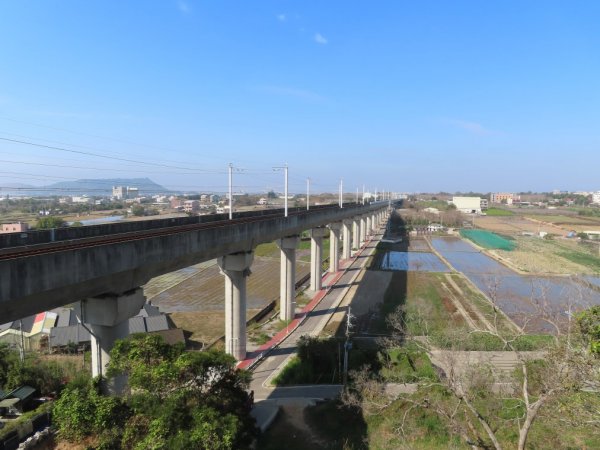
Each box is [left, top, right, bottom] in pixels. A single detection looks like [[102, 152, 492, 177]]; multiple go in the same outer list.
[[237, 241, 370, 370]]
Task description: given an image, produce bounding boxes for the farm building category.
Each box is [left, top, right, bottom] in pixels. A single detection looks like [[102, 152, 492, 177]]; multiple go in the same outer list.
[[452, 196, 482, 214]]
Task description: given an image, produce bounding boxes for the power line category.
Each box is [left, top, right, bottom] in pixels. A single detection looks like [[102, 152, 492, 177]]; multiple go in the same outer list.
[[0, 116, 287, 167], [0, 158, 227, 175], [0, 136, 227, 173]]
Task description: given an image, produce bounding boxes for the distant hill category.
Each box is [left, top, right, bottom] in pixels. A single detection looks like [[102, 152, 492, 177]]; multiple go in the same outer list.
[[1, 178, 170, 197]]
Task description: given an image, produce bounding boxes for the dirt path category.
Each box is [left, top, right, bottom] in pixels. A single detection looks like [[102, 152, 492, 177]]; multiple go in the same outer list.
[[444, 274, 495, 332]]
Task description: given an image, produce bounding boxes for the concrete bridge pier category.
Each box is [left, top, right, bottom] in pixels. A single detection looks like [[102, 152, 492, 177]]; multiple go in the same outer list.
[[82, 288, 146, 394], [342, 219, 352, 260], [366, 216, 372, 237], [277, 236, 299, 322], [328, 222, 342, 273], [218, 251, 254, 360], [360, 216, 367, 246], [310, 227, 327, 291], [352, 219, 360, 252]]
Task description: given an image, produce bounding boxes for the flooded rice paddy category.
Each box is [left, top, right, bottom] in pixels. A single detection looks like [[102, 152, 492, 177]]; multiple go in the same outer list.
[[380, 251, 449, 272], [583, 276, 600, 290], [431, 237, 600, 324]]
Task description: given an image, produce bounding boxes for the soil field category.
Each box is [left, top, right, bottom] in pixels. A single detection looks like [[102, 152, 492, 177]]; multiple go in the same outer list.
[[144, 256, 310, 346], [475, 215, 569, 236], [148, 257, 309, 312], [494, 236, 600, 274], [524, 214, 600, 233]]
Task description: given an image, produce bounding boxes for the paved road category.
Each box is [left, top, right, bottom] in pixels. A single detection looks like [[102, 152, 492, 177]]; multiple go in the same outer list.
[[250, 230, 383, 402]]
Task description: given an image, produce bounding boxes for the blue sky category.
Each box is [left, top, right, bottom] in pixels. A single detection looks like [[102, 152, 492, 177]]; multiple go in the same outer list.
[[0, 1, 599, 193]]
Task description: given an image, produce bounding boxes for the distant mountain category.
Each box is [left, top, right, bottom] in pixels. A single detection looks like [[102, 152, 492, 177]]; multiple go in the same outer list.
[[1, 178, 170, 197]]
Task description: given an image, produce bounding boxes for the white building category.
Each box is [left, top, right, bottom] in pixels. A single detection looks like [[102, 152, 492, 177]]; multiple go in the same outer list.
[[452, 196, 482, 214], [592, 192, 600, 204], [72, 196, 92, 204], [112, 186, 127, 200]]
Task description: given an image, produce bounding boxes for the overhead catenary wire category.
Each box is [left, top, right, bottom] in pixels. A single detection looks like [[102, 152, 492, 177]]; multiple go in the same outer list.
[[0, 136, 228, 173]]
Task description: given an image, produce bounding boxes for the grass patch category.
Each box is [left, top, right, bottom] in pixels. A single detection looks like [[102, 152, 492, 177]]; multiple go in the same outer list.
[[558, 250, 600, 271], [254, 241, 279, 257], [486, 207, 514, 216], [381, 345, 438, 383], [274, 319, 292, 332], [250, 332, 271, 345]]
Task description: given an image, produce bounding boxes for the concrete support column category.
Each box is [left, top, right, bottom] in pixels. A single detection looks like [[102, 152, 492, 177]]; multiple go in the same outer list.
[[352, 217, 361, 251], [360, 216, 367, 245], [82, 288, 146, 394], [342, 219, 352, 260], [277, 236, 299, 322], [366, 216, 372, 236], [310, 227, 327, 291], [327, 223, 342, 273], [218, 251, 254, 360]]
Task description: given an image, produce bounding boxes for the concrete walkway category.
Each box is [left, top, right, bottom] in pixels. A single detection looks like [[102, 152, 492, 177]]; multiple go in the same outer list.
[[245, 228, 384, 430], [429, 350, 545, 377]]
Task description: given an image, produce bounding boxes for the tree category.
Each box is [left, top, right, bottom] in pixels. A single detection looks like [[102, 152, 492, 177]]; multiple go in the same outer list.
[[578, 306, 600, 354], [343, 276, 600, 450], [35, 216, 65, 229], [131, 204, 145, 216], [52, 334, 258, 449]]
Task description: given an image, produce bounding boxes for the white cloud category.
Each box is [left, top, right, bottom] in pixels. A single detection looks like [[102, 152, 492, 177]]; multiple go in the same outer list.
[[177, 1, 191, 14], [277, 13, 286, 22], [314, 33, 328, 45], [446, 119, 493, 136]]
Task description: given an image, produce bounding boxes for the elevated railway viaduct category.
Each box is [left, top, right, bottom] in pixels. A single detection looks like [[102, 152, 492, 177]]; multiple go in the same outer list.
[[0, 202, 390, 386]]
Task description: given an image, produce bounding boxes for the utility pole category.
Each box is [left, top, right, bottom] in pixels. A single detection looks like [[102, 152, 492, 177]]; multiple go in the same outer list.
[[285, 164, 288, 217], [356, 187, 359, 204], [362, 184, 365, 205], [339, 179, 343, 208], [19, 319, 25, 363], [273, 164, 289, 217], [306, 178, 310, 211], [228, 163, 233, 220], [343, 307, 354, 385]]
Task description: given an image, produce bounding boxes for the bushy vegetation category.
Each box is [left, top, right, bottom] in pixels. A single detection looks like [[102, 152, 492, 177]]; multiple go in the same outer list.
[[379, 345, 437, 383], [0, 344, 76, 395], [35, 216, 66, 229], [578, 208, 600, 217], [52, 334, 257, 450], [273, 336, 379, 386]]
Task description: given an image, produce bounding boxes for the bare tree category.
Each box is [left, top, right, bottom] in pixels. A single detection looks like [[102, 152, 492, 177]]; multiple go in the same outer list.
[[343, 273, 599, 450]]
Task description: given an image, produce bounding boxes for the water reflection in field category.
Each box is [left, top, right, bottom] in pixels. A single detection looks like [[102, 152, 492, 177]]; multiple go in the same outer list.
[[431, 237, 600, 328], [380, 251, 449, 272], [584, 276, 600, 290]]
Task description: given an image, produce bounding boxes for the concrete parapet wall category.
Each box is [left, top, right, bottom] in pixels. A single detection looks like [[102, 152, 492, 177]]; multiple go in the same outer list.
[[0, 204, 347, 249], [1, 203, 387, 322]]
